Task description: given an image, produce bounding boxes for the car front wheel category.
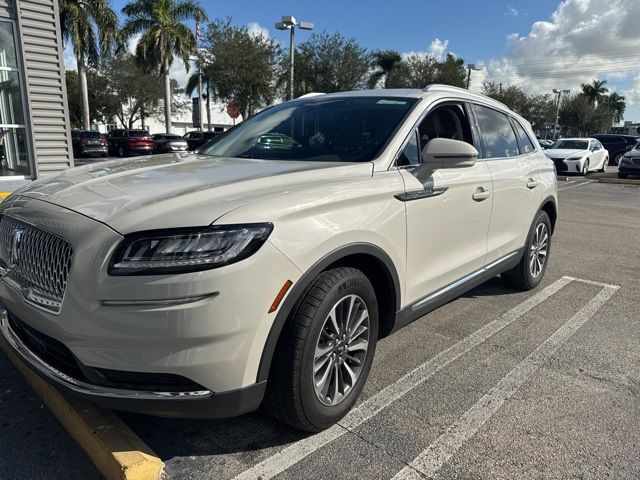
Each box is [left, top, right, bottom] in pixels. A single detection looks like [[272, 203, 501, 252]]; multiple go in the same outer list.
[[265, 267, 378, 432], [503, 210, 551, 291], [614, 152, 623, 165]]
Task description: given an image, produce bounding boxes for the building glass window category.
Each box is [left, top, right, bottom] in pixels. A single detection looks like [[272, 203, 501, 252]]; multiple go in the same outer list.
[[0, 21, 30, 176]]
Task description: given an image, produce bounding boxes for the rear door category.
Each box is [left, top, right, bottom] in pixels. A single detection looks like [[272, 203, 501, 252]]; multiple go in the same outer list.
[[471, 104, 542, 264]]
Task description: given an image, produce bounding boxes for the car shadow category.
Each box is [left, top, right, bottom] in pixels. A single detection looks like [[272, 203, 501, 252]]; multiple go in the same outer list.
[[460, 276, 516, 299], [120, 409, 309, 459]]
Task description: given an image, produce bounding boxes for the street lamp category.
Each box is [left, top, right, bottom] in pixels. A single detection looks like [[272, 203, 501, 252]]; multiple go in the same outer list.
[[275, 16, 314, 100], [465, 64, 481, 89], [552, 88, 570, 140]]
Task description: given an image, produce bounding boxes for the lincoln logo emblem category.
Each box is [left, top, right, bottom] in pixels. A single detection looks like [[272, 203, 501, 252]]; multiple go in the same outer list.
[[9, 228, 24, 268]]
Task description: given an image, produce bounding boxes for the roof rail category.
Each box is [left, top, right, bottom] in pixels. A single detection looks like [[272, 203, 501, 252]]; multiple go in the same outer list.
[[422, 84, 509, 109]]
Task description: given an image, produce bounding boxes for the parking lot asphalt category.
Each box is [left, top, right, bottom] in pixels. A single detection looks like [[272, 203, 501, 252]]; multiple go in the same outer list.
[[1, 176, 639, 480]]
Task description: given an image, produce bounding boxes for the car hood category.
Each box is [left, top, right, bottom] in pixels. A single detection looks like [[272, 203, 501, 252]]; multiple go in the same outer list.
[[544, 148, 588, 158], [11, 153, 374, 233]]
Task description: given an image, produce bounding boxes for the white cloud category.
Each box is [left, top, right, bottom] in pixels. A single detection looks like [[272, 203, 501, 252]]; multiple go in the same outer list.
[[474, 0, 640, 117], [63, 44, 76, 70], [426, 38, 448, 61], [247, 22, 270, 40], [505, 4, 519, 17]]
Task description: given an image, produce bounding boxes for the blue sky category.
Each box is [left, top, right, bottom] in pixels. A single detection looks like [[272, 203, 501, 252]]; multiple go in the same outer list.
[[105, 0, 640, 122]]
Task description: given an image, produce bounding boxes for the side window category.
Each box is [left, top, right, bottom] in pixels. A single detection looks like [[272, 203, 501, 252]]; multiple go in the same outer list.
[[472, 104, 520, 159], [417, 103, 474, 152], [511, 119, 535, 154], [397, 130, 420, 167]]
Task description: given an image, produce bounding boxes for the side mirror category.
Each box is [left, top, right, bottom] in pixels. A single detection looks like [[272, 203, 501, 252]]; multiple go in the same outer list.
[[421, 138, 478, 169]]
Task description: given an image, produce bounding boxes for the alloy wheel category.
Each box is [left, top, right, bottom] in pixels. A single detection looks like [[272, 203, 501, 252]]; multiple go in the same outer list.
[[529, 223, 548, 279], [313, 294, 370, 406], [615, 153, 623, 166]]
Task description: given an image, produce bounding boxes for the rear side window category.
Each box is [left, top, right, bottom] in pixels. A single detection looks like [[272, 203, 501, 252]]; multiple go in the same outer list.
[[472, 104, 520, 159], [511, 120, 535, 154]]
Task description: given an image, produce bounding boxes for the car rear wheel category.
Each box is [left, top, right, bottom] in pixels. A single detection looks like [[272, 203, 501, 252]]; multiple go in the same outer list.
[[502, 210, 551, 291], [614, 152, 623, 165], [600, 157, 608, 172], [118, 146, 125, 157], [264, 267, 378, 432]]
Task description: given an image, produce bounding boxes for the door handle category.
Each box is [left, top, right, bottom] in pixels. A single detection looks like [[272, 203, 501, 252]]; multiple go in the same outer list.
[[472, 187, 491, 202], [526, 179, 539, 189]]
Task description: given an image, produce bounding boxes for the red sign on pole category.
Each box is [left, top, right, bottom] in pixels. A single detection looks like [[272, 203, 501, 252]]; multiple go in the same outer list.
[[227, 101, 241, 119]]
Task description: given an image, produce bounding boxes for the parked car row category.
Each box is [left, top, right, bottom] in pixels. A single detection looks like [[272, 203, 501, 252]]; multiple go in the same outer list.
[[72, 129, 222, 158]]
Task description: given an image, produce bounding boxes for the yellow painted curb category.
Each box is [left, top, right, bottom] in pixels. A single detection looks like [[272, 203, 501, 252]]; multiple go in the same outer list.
[[0, 335, 164, 480], [599, 177, 640, 185], [0, 192, 11, 199]]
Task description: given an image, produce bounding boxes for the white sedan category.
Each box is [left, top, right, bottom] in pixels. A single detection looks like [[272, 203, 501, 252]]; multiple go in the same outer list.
[[544, 138, 609, 175]]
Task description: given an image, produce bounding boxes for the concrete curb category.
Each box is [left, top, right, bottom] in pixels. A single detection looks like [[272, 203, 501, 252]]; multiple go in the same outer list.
[[598, 177, 640, 185], [0, 335, 164, 480]]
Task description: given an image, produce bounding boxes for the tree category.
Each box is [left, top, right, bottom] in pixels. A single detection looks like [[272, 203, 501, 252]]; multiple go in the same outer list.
[[100, 53, 164, 128], [59, 0, 119, 130], [581, 79, 608, 105], [294, 32, 370, 95], [122, 0, 207, 133], [201, 19, 283, 119], [385, 54, 438, 89], [559, 93, 616, 136], [66, 69, 118, 128], [603, 92, 626, 123], [384, 52, 466, 89], [368, 50, 402, 89]]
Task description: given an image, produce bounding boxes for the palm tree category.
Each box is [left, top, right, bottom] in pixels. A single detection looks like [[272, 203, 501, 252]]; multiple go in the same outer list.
[[603, 92, 626, 123], [368, 50, 402, 89], [581, 79, 608, 105], [59, 0, 119, 130], [185, 69, 212, 130], [122, 0, 207, 133]]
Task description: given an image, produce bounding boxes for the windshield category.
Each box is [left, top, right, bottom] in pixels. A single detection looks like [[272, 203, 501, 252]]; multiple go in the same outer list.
[[551, 140, 588, 150], [200, 96, 417, 162]]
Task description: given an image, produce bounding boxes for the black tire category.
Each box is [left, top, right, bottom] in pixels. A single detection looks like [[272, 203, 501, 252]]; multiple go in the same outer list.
[[618, 172, 628, 179], [502, 210, 551, 291], [118, 145, 125, 157], [264, 267, 379, 432], [614, 152, 623, 166], [600, 157, 608, 172]]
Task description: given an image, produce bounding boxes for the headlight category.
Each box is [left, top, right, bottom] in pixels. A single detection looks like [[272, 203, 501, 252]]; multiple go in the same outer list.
[[565, 155, 583, 161], [110, 223, 273, 275]]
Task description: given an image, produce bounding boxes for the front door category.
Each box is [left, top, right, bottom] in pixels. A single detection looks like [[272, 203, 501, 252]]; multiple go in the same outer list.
[[399, 102, 493, 306]]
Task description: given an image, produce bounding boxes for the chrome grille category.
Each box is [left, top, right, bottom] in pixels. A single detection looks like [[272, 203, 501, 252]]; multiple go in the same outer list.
[[0, 216, 73, 313]]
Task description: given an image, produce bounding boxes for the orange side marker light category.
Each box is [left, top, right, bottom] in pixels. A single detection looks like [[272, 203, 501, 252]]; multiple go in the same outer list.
[[269, 280, 293, 313]]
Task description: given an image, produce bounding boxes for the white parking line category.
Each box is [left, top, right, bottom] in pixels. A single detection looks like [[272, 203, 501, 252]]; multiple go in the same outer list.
[[558, 180, 595, 190], [392, 284, 619, 480], [232, 277, 573, 480]]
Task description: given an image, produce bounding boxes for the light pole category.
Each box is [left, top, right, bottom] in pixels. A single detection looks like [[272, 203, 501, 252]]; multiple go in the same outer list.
[[275, 16, 314, 100], [552, 89, 570, 139], [465, 64, 480, 89]]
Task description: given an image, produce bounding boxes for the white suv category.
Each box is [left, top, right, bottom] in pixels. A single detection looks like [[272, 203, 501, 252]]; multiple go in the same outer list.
[[0, 85, 557, 431]]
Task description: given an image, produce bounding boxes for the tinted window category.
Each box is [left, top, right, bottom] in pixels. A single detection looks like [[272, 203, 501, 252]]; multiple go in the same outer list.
[[472, 104, 520, 158], [128, 130, 149, 137], [398, 130, 420, 166], [80, 131, 101, 139], [511, 120, 535, 154], [201, 97, 417, 162], [551, 140, 588, 150]]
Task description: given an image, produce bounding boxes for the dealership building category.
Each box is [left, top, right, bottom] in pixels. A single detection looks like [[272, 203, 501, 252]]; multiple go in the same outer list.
[[0, 0, 72, 189]]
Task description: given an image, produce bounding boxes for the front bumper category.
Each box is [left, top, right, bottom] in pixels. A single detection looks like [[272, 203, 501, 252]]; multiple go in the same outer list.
[[0, 196, 301, 417], [0, 309, 265, 417]]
